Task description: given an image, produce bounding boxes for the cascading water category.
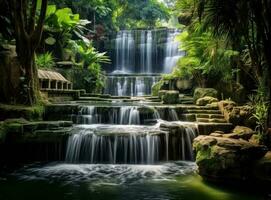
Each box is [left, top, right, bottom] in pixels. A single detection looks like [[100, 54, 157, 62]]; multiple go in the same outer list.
[[104, 75, 161, 96], [65, 125, 163, 164], [145, 30, 153, 73], [115, 30, 135, 73], [67, 105, 198, 164], [105, 28, 183, 96], [65, 122, 198, 164], [163, 29, 184, 73], [76, 106, 142, 125]]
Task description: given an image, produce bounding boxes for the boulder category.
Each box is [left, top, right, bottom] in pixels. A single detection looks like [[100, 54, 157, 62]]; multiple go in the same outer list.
[[232, 126, 255, 140], [196, 96, 219, 106], [193, 134, 268, 183], [193, 88, 218, 102], [162, 90, 179, 104], [218, 101, 255, 127], [158, 90, 167, 99]]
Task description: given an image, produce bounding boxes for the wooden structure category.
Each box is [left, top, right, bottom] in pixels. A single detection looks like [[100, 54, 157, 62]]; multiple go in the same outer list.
[[38, 69, 72, 90]]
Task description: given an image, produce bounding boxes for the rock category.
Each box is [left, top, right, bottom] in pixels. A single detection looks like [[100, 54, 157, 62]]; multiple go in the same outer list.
[[210, 132, 223, 137], [193, 88, 218, 102], [222, 133, 240, 139], [158, 90, 167, 99], [197, 123, 233, 135], [162, 90, 179, 104], [232, 126, 255, 140], [196, 96, 219, 106], [193, 134, 268, 183], [175, 79, 193, 92], [218, 101, 255, 127]]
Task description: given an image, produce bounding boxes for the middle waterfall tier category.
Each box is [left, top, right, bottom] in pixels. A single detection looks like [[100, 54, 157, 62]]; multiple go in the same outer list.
[[104, 75, 161, 96], [72, 105, 198, 125]]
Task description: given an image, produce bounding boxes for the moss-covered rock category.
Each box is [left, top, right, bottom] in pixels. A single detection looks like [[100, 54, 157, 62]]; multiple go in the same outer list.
[[193, 88, 218, 102], [196, 96, 219, 106], [193, 134, 268, 183], [0, 104, 44, 121], [158, 90, 168, 99], [162, 90, 179, 104]]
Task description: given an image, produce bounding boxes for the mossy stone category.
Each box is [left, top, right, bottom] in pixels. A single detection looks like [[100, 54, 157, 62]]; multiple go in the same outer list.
[[193, 88, 218, 102], [162, 90, 179, 104]]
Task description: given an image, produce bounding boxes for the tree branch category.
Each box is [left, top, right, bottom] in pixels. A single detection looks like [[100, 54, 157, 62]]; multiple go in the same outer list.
[[28, 0, 37, 33], [33, 0, 47, 45]]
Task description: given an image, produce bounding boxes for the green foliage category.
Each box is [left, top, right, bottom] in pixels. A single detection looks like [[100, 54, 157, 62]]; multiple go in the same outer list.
[[173, 24, 238, 87], [35, 52, 55, 69], [68, 40, 110, 68], [248, 80, 269, 143], [68, 40, 110, 92], [49, 0, 170, 31]]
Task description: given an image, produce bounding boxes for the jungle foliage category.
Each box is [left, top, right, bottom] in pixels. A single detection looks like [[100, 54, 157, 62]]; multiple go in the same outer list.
[[174, 0, 271, 138]]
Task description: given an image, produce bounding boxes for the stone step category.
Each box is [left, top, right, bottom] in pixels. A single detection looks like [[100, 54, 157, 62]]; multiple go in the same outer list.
[[78, 97, 111, 102], [197, 118, 227, 123], [196, 114, 225, 119], [197, 123, 233, 135], [185, 109, 221, 114], [183, 106, 219, 111]]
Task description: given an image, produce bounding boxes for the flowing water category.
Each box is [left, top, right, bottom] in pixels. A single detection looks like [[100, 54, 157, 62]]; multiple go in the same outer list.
[[105, 28, 184, 96], [0, 27, 266, 199], [0, 162, 263, 200]]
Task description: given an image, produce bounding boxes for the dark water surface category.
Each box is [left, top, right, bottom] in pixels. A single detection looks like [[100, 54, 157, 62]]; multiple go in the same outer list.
[[0, 161, 265, 200]]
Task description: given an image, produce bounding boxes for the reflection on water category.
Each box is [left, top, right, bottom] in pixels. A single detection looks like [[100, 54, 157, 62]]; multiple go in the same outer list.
[[0, 161, 263, 200]]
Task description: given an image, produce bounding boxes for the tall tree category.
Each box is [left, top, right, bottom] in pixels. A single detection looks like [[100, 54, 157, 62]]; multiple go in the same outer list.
[[8, 0, 48, 105]]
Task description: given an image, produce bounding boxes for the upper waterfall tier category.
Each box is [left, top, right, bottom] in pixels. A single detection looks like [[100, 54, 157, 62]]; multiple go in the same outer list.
[[106, 28, 184, 74]]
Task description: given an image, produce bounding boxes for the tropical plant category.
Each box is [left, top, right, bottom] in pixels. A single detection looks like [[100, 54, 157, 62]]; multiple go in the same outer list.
[[67, 40, 110, 92], [173, 23, 238, 87], [35, 52, 55, 69], [42, 6, 92, 60], [68, 40, 110, 68]]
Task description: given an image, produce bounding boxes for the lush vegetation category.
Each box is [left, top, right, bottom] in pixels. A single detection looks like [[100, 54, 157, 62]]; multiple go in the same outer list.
[[173, 0, 271, 141]]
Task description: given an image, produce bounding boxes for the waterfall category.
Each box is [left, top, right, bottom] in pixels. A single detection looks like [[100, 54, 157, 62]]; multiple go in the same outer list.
[[140, 31, 146, 72], [120, 107, 140, 125], [163, 29, 184, 73], [65, 123, 197, 164], [146, 30, 153, 73], [115, 30, 135, 73], [169, 108, 179, 121], [104, 75, 161, 96], [76, 106, 143, 125], [65, 125, 163, 164]]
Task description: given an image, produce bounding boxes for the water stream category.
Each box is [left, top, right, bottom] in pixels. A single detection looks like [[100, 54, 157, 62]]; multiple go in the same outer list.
[[105, 28, 183, 96]]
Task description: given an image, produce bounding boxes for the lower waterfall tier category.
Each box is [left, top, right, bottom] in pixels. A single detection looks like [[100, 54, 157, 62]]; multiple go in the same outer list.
[[65, 123, 197, 164]]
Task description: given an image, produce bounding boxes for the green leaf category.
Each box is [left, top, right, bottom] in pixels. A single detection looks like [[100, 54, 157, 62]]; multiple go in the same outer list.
[[46, 5, 56, 17]]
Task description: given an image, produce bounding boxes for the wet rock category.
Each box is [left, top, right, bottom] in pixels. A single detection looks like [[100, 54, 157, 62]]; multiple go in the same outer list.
[[193, 134, 268, 183], [193, 88, 218, 102], [162, 90, 179, 104], [218, 101, 255, 128], [196, 96, 218, 106]]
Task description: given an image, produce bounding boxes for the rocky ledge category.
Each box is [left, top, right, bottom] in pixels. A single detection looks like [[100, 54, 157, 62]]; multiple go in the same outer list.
[[193, 126, 269, 184]]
